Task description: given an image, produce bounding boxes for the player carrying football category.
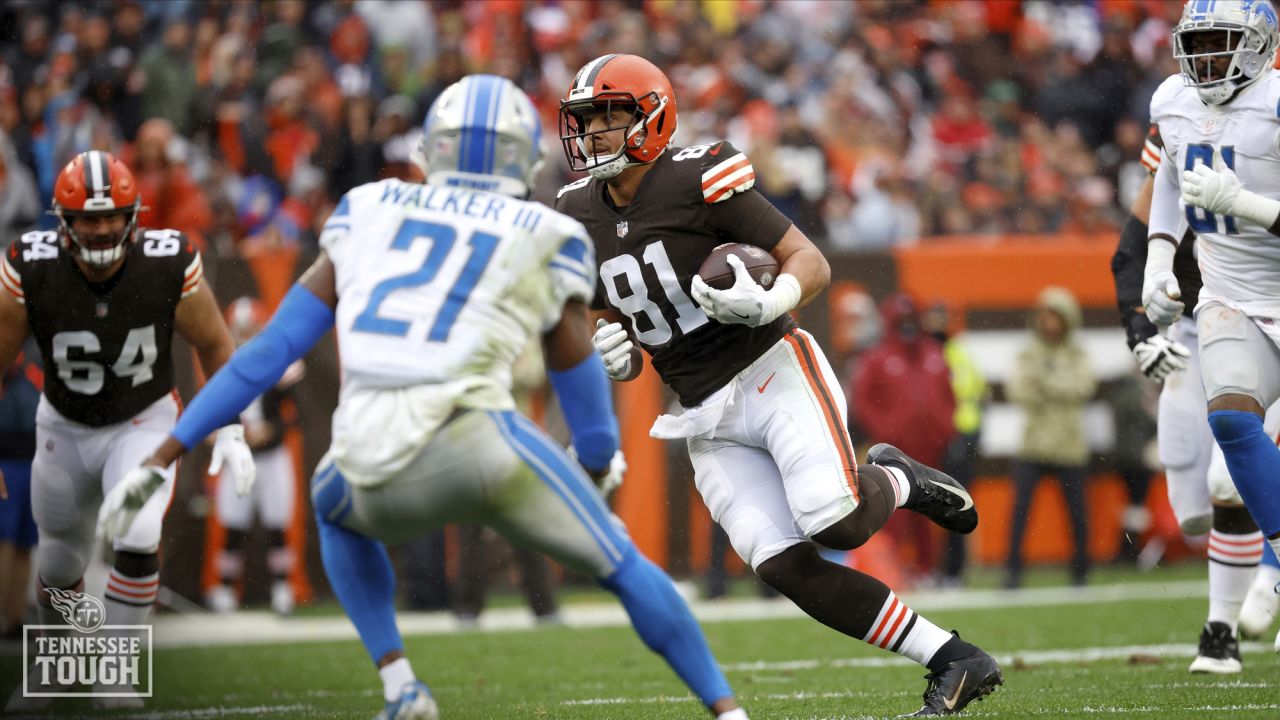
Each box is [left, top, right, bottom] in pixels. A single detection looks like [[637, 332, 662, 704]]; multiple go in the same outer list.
[[100, 75, 749, 720], [555, 54, 1002, 717], [0, 151, 254, 711]]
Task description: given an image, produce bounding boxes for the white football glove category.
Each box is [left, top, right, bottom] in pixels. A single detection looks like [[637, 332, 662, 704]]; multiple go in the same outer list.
[[98, 466, 165, 543], [1133, 334, 1190, 382], [209, 424, 256, 496], [690, 254, 801, 327], [1141, 270, 1185, 327], [1182, 157, 1280, 227], [567, 447, 627, 499], [593, 319, 634, 381]]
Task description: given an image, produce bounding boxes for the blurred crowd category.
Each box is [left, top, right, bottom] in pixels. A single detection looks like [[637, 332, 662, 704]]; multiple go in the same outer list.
[[0, 0, 1187, 258]]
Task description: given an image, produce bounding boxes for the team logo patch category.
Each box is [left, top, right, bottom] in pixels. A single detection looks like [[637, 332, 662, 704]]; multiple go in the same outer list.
[[96, 302, 109, 318], [617, 220, 629, 238], [23, 588, 153, 699]]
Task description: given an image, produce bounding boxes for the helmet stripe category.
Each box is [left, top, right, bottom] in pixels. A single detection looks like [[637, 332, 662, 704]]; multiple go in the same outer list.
[[574, 54, 618, 92], [461, 76, 495, 174], [484, 77, 506, 175]]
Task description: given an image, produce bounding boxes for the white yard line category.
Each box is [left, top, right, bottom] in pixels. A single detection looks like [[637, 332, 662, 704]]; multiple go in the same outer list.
[[148, 579, 1208, 649]]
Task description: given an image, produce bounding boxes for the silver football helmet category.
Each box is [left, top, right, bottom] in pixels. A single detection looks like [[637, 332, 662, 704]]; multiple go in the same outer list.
[[1174, 0, 1280, 105], [415, 74, 545, 198]]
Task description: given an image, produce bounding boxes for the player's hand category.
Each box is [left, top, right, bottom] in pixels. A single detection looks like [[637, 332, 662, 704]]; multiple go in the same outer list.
[[691, 254, 789, 327], [209, 423, 256, 496], [1133, 334, 1191, 381], [98, 466, 165, 543], [1141, 271, 1184, 327], [1182, 161, 1243, 217], [593, 319, 634, 381], [568, 447, 626, 499]]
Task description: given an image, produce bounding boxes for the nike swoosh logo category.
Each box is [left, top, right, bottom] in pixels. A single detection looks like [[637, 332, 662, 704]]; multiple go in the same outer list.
[[757, 372, 776, 393], [131, 418, 147, 426], [709, 143, 722, 157], [929, 478, 974, 511], [943, 670, 968, 711], [731, 310, 750, 319]]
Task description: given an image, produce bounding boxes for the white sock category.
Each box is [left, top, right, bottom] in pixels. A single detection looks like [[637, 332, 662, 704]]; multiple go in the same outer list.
[[1207, 529, 1263, 632], [716, 709, 750, 720], [379, 657, 415, 703], [862, 591, 952, 665], [1270, 536, 1280, 567], [883, 466, 911, 508]]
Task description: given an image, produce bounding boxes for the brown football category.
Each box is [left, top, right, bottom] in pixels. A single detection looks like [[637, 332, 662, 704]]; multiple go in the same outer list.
[[698, 243, 779, 291]]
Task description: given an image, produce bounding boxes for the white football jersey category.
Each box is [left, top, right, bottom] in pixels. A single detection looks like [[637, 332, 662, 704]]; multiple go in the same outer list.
[[320, 179, 595, 404], [1151, 71, 1280, 317]]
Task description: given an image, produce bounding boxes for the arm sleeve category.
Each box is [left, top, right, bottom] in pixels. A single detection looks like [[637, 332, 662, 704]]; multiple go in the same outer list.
[[546, 351, 619, 472], [1148, 145, 1185, 243], [1110, 215, 1159, 349], [171, 285, 334, 448]]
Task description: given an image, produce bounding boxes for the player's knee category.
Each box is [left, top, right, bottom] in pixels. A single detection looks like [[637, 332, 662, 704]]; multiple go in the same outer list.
[[37, 540, 88, 590], [756, 543, 823, 594], [311, 462, 352, 528], [1208, 409, 1265, 445], [811, 516, 872, 551]]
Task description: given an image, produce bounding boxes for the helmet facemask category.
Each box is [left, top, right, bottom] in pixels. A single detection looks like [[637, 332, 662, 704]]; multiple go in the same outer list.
[[56, 204, 139, 270], [559, 92, 667, 180], [1174, 2, 1279, 106]]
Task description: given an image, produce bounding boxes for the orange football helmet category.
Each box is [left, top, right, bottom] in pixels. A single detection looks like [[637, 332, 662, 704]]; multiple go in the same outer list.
[[559, 54, 677, 179], [52, 151, 142, 268]]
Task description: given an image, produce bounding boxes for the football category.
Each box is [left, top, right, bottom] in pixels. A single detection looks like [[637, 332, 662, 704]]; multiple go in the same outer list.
[[698, 243, 779, 291]]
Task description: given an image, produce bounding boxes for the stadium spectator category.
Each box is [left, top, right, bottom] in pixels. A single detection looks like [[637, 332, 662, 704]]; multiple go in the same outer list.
[[923, 301, 988, 586], [851, 293, 956, 580], [1005, 286, 1097, 589]]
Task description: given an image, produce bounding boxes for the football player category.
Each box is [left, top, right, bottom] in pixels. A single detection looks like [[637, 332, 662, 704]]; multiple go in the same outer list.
[[99, 75, 749, 720], [0, 151, 255, 710], [1143, 0, 1280, 656], [556, 54, 1001, 716], [1113, 119, 1280, 671], [206, 297, 304, 617]]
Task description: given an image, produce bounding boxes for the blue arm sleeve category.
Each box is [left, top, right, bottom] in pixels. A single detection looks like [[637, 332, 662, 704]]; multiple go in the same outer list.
[[547, 352, 619, 472], [172, 286, 335, 449]]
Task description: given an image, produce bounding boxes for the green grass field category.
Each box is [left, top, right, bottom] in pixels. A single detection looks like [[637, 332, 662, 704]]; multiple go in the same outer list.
[[3, 566, 1278, 719]]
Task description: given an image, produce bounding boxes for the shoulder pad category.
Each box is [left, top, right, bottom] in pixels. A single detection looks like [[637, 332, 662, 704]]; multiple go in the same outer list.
[[1149, 74, 1188, 122], [685, 141, 756, 204], [556, 176, 591, 200]]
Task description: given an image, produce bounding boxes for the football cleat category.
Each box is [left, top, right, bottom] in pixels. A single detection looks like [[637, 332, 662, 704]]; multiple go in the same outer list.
[[1188, 621, 1243, 674], [375, 681, 439, 720], [899, 641, 1003, 717], [868, 443, 978, 534], [1238, 574, 1279, 640]]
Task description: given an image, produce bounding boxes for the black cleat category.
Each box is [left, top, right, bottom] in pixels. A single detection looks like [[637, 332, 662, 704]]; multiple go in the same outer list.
[[899, 643, 1003, 717], [1187, 621, 1243, 674], [868, 443, 978, 534]]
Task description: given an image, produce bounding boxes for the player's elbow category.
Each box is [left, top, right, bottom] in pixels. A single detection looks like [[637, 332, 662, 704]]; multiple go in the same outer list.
[[573, 427, 618, 472]]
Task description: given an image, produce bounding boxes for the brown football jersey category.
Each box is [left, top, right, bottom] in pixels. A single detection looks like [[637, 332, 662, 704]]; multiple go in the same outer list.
[[1, 228, 203, 426], [555, 141, 795, 405]]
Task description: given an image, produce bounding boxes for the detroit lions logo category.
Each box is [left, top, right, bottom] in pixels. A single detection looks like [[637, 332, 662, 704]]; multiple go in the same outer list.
[[1243, 0, 1280, 29], [46, 587, 106, 633]]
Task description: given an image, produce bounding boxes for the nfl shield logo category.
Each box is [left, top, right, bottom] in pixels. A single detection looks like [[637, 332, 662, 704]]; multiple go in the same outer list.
[[616, 220, 629, 238]]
